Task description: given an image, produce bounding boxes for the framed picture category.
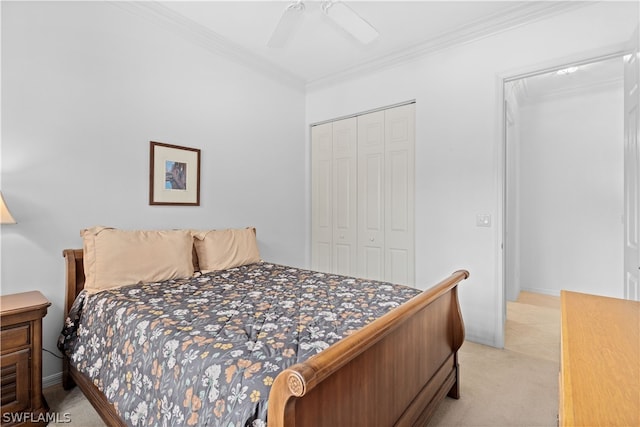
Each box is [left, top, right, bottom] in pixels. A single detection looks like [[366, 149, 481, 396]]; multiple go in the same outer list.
[[149, 141, 201, 206]]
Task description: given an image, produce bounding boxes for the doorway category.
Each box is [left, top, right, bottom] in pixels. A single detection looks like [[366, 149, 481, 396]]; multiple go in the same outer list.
[[501, 54, 627, 347]]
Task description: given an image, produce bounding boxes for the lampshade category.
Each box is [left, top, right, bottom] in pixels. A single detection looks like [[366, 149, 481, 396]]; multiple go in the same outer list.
[[0, 192, 17, 224]]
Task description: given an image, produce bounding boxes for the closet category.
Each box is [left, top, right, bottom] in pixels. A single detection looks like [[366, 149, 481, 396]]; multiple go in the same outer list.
[[311, 103, 415, 286]]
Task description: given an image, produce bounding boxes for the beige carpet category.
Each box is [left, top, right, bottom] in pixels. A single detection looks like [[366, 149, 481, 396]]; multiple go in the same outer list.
[[429, 292, 560, 427], [44, 292, 560, 426]]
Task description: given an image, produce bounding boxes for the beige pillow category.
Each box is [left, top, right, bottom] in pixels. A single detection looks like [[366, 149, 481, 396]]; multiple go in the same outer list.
[[81, 226, 194, 293], [192, 227, 261, 273]]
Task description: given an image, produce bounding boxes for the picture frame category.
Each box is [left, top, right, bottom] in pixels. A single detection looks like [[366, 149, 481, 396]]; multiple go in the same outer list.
[[149, 141, 201, 206]]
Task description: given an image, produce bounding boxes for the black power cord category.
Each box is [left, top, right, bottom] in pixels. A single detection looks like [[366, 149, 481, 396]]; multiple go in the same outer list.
[[43, 348, 63, 360]]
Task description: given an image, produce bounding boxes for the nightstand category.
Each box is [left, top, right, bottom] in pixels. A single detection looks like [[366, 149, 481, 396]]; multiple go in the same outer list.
[[0, 291, 51, 426]]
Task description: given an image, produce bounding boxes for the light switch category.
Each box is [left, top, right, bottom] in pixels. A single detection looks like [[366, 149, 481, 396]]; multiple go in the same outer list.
[[476, 214, 491, 227]]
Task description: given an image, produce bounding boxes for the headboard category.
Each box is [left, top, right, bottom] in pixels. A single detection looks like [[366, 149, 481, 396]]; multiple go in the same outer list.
[[63, 249, 85, 319]]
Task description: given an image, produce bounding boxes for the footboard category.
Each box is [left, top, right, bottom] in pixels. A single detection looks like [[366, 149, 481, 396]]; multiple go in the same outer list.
[[268, 270, 468, 427]]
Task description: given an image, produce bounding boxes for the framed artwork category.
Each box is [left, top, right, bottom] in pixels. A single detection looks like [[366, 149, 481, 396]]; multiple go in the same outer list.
[[149, 141, 201, 206]]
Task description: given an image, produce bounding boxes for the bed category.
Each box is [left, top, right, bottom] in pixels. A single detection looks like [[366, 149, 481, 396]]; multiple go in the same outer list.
[[59, 227, 469, 427]]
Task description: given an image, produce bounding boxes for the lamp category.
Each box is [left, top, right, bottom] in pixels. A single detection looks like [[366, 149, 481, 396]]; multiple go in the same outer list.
[[0, 192, 17, 224]]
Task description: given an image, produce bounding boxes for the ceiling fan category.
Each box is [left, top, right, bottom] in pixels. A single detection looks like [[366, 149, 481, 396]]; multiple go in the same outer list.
[[267, 0, 379, 48]]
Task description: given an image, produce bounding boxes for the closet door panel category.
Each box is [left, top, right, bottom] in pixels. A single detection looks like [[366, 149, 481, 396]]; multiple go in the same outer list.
[[335, 244, 354, 276], [358, 111, 385, 280], [363, 247, 384, 280], [317, 163, 332, 229], [332, 118, 358, 276], [365, 155, 384, 229], [388, 151, 410, 231], [311, 123, 333, 272], [389, 248, 410, 286], [335, 157, 354, 229], [385, 104, 415, 285]]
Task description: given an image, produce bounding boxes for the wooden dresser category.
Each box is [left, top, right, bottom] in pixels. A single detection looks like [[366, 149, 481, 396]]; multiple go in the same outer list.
[[559, 291, 640, 426], [0, 291, 51, 426]]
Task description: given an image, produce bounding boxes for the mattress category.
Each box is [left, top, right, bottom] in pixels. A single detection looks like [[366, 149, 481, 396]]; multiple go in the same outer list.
[[58, 262, 420, 427]]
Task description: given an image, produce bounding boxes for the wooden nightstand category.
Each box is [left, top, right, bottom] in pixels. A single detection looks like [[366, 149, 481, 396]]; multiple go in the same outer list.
[[0, 291, 51, 426]]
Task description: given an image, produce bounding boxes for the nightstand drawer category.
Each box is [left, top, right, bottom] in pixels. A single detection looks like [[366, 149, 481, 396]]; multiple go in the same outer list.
[[0, 324, 30, 353], [0, 349, 30, 413]]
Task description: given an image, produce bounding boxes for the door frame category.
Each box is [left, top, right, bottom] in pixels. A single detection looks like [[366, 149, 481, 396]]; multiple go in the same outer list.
[[624, 27, 640, 300], [495, 43, 630, 348]]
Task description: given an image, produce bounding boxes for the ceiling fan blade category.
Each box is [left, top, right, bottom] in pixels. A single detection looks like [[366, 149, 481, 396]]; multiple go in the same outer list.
[[267, 1, 305, 48], [322, 1, 378, 45]]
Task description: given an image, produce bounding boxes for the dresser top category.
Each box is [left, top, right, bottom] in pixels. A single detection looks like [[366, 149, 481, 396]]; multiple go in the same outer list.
[[560, 290, 640, 426], [0, 290, 51, 316]]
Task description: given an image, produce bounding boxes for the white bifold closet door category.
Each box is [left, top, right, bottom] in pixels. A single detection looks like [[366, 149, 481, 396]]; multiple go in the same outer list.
[[312, 103, 415, 286], [332, 117, 358, 276], [311, 122, 333, 274], [311, 117, 358, 277], [357, 110, 386, 281]]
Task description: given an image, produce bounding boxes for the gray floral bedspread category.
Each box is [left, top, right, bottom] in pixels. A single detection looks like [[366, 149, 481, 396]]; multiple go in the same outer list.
[[58, 262, 420, 427]]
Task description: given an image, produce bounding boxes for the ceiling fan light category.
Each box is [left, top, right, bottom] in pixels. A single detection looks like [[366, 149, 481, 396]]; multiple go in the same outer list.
[[267, 1, 306, 48], [322, 1, 379, 45], [556, 66, 579, 76]]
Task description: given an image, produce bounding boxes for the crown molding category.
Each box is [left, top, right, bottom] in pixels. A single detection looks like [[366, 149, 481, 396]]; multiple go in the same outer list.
[[110, 1, 307, 92], [110, 1, 590, 94], [306, 1, 590, 91]]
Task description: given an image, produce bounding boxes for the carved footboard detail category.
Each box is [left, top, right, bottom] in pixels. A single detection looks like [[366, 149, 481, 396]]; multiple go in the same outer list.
[[286, 371, 307, 397], [268, 270, 469, 427]]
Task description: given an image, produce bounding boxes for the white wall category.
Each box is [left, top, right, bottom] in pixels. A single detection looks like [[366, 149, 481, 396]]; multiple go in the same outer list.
[[518, 83, 624, 298], [1, 2, 306, 382], [306, 2, 638, 347]]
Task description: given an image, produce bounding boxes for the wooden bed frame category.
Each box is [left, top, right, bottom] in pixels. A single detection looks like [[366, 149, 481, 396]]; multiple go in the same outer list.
[[62, 248, 469, 427]]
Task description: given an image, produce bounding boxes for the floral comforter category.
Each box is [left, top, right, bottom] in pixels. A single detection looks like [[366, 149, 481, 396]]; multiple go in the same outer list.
[[58, 262, 420, 427]]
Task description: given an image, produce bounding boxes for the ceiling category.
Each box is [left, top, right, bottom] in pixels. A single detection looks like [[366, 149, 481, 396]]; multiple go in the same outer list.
[[125, 1, 589, 89]]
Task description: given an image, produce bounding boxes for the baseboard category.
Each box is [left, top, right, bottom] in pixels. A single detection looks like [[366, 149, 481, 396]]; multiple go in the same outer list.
[[521, 286, 561, 297], [43, 372, 62, 389]]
